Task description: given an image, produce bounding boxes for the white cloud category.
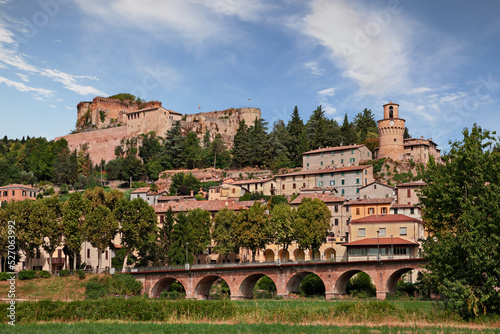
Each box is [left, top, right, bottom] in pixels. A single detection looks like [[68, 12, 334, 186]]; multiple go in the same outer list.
[[0, 75, 53, 97], [301, 0, 411, 96], [317, 87, 336, 96], [74, 0, 269, 43], [408, 87, 433, 94], [304, 61, 323, 75], [0, 15, 105, 96], [323, 105, 337, 116]]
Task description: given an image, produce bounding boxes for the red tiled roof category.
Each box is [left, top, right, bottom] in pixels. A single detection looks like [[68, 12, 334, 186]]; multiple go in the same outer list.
[[359, 181, 393, 190], [230, 178, 273, 185], [303, 144, 366, 155], [153, 200, 247, 213], [0, 184, 39, 191], [282, 165, 371, 177], [350, 214, 423, 224], [391, 203, 417, 208], [131, 187, 150, 194], [343, 237, 418, 247], [396, 180, 427, 187], [290, 193, 345, 205], [346, 198, 394, 206], [237, 200, 265, 207]]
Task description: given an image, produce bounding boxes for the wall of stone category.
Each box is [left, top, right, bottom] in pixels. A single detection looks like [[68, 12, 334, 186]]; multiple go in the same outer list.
[[55, 126, 128, 163]]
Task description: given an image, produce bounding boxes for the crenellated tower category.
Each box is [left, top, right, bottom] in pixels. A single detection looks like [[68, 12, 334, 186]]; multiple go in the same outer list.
[[377, 102, 405, 160]]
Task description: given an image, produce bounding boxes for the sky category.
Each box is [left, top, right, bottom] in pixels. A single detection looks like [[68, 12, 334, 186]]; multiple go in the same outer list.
[[1, 0, 500, 151]]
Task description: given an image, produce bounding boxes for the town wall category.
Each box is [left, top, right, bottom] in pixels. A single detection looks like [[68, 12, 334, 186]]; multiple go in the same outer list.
[[55, 126, 128, 163]]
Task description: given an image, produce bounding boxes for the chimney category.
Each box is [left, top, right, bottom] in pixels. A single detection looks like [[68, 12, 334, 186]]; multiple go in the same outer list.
[[190, 190, 194, 196]]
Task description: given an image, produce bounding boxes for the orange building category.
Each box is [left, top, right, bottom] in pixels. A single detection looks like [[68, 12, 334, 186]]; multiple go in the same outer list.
[[0, 184, 40, 207]]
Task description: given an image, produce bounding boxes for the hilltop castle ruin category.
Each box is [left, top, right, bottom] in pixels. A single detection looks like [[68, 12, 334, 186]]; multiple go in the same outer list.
[[56, 96, 261, 163]]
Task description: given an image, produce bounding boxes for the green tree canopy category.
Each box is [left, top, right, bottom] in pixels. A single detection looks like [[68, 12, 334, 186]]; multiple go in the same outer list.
[[420, 124, 500, 318], [212, 208, 239, 257], [293, 198, 332, 259], [234, 203, 272, 261]]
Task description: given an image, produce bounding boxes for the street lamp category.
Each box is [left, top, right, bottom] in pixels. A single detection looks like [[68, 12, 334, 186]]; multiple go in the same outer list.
[[377, 230, 380, 261], [185, 242, 189, 268]]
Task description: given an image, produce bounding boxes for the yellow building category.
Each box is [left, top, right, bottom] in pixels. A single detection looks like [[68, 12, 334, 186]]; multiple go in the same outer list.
[[347, 198, 393, 220]]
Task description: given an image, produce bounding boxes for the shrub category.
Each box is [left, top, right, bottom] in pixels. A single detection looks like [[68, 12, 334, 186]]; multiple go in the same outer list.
[[59, 269, 71, 277], [85, 277, 109, 299], [347, 272, 376, 298], [109, 274, 143, 295], [0, 272, 14, 280], [77, 269, 86, 280], [39, 270, 51, 278], [18, 270, 37, 280]]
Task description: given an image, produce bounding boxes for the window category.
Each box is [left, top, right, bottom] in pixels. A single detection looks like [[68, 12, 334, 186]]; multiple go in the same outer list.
[[358, 228, 366, 237], [407, 189, 411, 197], [307, 163, 309, 167], [394, 247, 409, 255], [303, 175, 306, 179], [368, 152, 370, 157], [331, 160, 334, 164], [307, 154, 310, 158], [318, 181, 323, 186], [400, 227, 407, 236], [341, 172, 345, 176], [341, 179, 345, 185], [22, 191, 26, 196], [334, 205, 338, 213], [365, 170, 367, 175], [356, 178, 360, 184], [356, 208, 360, 215], [351, 149, 354, 154], [232, 188, 235, 193], [320, 153, 324, 157], [12, 190, 15, 196], [2, 191, 6, 196], [331, 173, 334, 177], [321, 161, 323, 166], [330, 180, 335, 186], [356, 188, 359, 194], [341, 151, 344, 155], [374, 184, 377, 189], [320, 174, 323, 178], [341, 189, 345, 195], [379, 228, 386, 236], [282, 184, 285, 190], [160, 215, 164, 224], [293, 183, 296, 189], [87, 249, 90, 259], [382, 207, 387, 214], [331, 152, 335, 156], [368, 208, 374, 214], [410, 208, 415, 214], [335, 218, 339, 226], [105, 251, 108, 260], [394, 209, 398, 214], [341, 159, 344, 164], [303, 183, 306, 188]]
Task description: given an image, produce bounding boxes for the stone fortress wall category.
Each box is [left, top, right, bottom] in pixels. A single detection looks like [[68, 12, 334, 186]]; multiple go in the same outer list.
[[58, 97, 261, 163]]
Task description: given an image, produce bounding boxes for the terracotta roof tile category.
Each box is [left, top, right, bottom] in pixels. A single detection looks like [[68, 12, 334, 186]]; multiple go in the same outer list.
[[396, 180, 427, 187], [391, 203, 417, 208], [303, 144, 366, 155], [346, 198, 394, 205], [343, 237, 418, 247], [153, 200, 247, 213], [290, 193, 345, 205], [131, 187, 150, 194], [350, 214, 423, 224], [0, 184, 39, 191], [230, 178, 273, 185], [281, 165, 371, 177]]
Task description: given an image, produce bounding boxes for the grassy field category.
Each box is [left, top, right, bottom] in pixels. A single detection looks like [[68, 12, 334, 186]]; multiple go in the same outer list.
[[1, 322, 499, 334]]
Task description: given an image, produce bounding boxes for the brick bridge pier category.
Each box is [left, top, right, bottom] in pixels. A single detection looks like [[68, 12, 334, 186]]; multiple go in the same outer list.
[[130, 258, 425, 300]]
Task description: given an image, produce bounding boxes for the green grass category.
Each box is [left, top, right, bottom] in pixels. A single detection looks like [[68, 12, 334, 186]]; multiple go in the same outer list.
[[4, 299, 500, 328], [1, 323, 499, 334]]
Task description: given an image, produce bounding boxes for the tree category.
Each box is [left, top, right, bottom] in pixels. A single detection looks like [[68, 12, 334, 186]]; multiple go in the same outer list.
[[209, 134, 231, 169], [420, 124, 500, 318], [182, 132, 202, 169], [248, 118, 272, 167], [85, 204, 118, 272], [156, 207, 176, 265], [31, 197, 63, 273], [167, 213, 194, 265], [306, 106, 329, 150], [212, 208, 239, 259], [293, 198, 331, 259], [186, 208, 211, 255], [270, 204, 295, 261], [160, 121, 185, 169], [139, 132, 162, 164], [234, 203, 271, 261], [340, 114, 357, 145], [62, 193, 90, 270], [169, 172, 201, 195], [231, 120, 251, 167], [114, 198, 158, 271]]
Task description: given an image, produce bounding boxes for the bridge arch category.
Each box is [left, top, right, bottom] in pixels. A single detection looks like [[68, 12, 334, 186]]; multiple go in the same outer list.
[[333, 269, 376, 297], [386, 267, 419, 293], [285, 271, 326, 296], [194, 275, 233, 300], [150, 276, 187, 298], [239, 273, 277, 299]]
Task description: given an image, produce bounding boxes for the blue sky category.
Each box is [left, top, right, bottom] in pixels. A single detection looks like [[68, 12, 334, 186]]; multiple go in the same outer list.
[[1, 0, 500, 151]]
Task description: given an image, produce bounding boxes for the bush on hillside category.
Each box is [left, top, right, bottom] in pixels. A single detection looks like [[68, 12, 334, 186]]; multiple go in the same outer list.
[[59, 269, 71, 277], [38, 270, 51, 278], [18, 270, 37, 280]]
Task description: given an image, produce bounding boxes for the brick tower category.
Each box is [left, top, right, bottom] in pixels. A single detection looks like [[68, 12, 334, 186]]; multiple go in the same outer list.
[[377, 102, 405, 160]]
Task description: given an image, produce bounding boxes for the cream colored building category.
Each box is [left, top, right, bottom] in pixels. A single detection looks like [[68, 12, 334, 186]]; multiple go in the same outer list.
[[303, 144, 372, 170]]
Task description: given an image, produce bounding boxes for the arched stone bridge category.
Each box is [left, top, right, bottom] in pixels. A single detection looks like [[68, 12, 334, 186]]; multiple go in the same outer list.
[[130, 258, 425, 300]]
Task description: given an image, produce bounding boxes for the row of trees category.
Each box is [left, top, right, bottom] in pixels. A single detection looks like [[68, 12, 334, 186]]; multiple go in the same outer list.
[[0, 190, 332, 271]]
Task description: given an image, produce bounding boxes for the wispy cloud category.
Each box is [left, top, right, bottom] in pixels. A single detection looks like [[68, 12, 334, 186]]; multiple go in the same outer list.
[[317, 87, 336, 96], [0, 14, 105, 96], [0, 75, 53, 97], [304, 61, 323, 76]]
